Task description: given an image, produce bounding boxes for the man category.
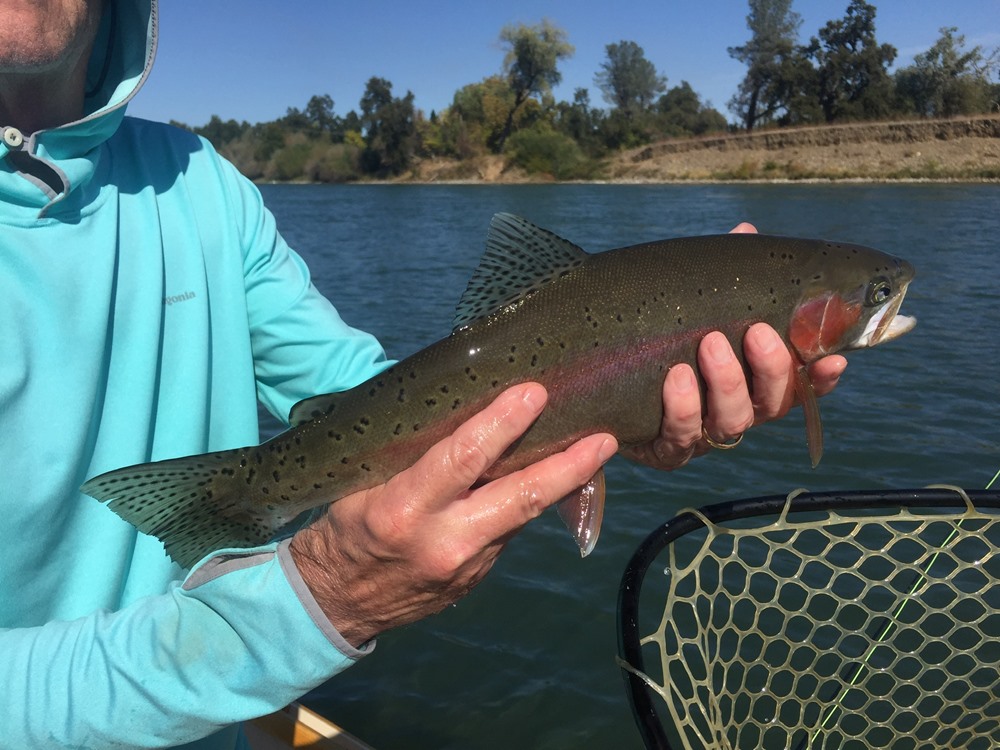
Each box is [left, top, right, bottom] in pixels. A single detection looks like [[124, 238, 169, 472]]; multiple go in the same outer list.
[[0, 1, 846, 747]]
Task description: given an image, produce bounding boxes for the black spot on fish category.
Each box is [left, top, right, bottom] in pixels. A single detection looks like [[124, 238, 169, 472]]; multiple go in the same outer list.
[[452, 399, 461, 409], [261, 486, 269, 496], [361, 463, 371, 473], [397, 389, 407, 403], [440, 385, 450, 394], [426, 398, 438, 407], [394, 423, 403, 435], [313, 483, 323, 490], [341, 457, 349, 464], [272, 470, 281, 482], [536, 336, 545, 346], [326, 471, 336, 478], [354, 425, 365, 435]]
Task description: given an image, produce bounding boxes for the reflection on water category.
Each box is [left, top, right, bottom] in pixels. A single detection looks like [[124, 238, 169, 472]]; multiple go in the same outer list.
[[258, 183, 1000, 749]]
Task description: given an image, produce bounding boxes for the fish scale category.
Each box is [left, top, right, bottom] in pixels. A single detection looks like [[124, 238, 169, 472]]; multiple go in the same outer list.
[[82, 213, 915, 568]]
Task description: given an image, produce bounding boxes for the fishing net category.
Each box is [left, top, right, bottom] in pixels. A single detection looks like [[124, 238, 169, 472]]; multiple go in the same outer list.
[[617, 488, 1000, 750]]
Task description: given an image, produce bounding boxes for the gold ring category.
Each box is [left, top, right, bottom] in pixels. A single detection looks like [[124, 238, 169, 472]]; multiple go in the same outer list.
[[702, 427, 744, 450]]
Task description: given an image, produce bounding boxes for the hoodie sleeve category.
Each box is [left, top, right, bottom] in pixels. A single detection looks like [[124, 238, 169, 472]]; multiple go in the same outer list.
[[222, 151, 392, 425], [0, 541, 370, 749]]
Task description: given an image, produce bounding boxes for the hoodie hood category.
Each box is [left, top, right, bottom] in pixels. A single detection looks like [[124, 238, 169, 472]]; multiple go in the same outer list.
[[0, 0, 157, 215]]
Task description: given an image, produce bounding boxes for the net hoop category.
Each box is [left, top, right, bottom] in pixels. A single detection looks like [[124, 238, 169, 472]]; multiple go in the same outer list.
[[617, 488, 1000, 750]]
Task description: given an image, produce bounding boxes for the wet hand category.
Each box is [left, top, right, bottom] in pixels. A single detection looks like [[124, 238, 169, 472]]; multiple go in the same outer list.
[[621, 222, 847, 471], [289, 383, 617, 648]]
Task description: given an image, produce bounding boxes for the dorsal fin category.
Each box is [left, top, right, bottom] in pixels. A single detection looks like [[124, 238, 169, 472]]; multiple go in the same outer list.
[[288, 391, 352, 427], [453, 213, 588, 331]]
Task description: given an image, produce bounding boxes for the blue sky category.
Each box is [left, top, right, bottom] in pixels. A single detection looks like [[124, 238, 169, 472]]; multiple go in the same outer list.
[[130, 1, 1000, 127]]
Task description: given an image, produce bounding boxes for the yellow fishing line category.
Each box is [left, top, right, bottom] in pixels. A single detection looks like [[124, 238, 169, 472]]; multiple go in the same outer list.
[[804, 467, 1000, 746]]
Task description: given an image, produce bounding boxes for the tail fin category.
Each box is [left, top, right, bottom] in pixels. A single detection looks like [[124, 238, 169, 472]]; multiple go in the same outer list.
[[82, 449, 282, 569]]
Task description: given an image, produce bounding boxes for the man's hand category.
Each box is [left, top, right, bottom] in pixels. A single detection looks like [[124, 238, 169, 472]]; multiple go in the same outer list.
[[291, 383, 617, 648], [621, 222, 846, 470]]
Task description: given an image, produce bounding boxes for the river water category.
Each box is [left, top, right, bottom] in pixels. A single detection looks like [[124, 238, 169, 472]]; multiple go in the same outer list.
[[257, 182, 999, 749]]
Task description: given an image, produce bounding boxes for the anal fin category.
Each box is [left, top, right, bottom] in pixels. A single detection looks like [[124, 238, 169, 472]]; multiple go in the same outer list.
[[556, 468, 606, 557]]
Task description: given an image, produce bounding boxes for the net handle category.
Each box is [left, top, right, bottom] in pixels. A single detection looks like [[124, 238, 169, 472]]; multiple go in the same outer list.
[[616, 487, 1000, 750]]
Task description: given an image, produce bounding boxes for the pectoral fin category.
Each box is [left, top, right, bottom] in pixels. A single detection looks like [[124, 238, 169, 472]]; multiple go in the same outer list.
[[794, 365, 824, 468], [556, 468, 606, 557]]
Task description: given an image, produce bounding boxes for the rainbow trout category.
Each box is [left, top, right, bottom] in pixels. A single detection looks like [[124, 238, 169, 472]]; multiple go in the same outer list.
[[83, 214, 915, 568]]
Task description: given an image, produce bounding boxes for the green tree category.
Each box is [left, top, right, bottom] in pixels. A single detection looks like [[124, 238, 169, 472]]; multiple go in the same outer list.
[[595, 41, 667, 120], [806, 0, 897, 122], [656, 82, 728, 136], [281, 106, 311, 133], [305, 94, 337, 134], [446, 75, 533, 153], [895, 28, 997, 117], [554, 88, 605, 155], [252, 121, 286, 163], [728, 0, 803, 130], [359, 77, 418, 175], [497, 20, 574, 149], [194, 115, 249, 148]]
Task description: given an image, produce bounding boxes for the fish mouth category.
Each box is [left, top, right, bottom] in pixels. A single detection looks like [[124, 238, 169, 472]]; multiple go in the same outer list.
[[855, 285, 916, 348]]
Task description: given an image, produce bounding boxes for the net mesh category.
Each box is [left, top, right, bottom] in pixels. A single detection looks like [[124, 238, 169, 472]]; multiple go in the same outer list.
[[623, 492, 1000, 750]]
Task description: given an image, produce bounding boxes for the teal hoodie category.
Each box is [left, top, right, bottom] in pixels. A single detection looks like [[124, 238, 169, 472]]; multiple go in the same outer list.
[[0, 1, 389, 747]]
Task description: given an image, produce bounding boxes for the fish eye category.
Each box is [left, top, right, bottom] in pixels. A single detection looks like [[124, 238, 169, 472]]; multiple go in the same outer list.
[[866, 278, 892, 306]]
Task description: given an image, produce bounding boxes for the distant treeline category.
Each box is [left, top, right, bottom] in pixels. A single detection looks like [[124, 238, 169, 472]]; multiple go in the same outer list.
[[172, 1, 999, 182]]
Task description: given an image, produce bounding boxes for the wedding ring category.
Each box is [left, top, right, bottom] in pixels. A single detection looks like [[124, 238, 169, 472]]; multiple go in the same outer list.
[[702, 427, 744, 450]]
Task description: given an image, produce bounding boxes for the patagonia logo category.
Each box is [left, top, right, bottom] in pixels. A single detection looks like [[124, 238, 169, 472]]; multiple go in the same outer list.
[[163, 291, 197, 306]]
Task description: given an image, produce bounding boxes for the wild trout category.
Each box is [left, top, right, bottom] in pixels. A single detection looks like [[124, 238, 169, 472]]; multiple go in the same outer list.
[[83, 214, 916, 568]]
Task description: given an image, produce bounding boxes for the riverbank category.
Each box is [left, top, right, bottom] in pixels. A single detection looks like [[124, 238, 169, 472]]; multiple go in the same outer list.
[[405, 115, 1000, 183]]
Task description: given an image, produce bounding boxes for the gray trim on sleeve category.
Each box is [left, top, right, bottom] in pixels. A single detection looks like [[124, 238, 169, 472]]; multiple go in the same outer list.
[[276, 538, 375, 661], [182, 548, 275, 590]]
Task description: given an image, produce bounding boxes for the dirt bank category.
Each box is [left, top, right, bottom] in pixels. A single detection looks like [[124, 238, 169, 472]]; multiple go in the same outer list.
[[608, 115, 1000, 181], [410, 116, 1000, 183]]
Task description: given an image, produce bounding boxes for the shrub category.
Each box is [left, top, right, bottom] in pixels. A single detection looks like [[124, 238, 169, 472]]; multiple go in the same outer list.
[[504, 126, 597, 180]]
